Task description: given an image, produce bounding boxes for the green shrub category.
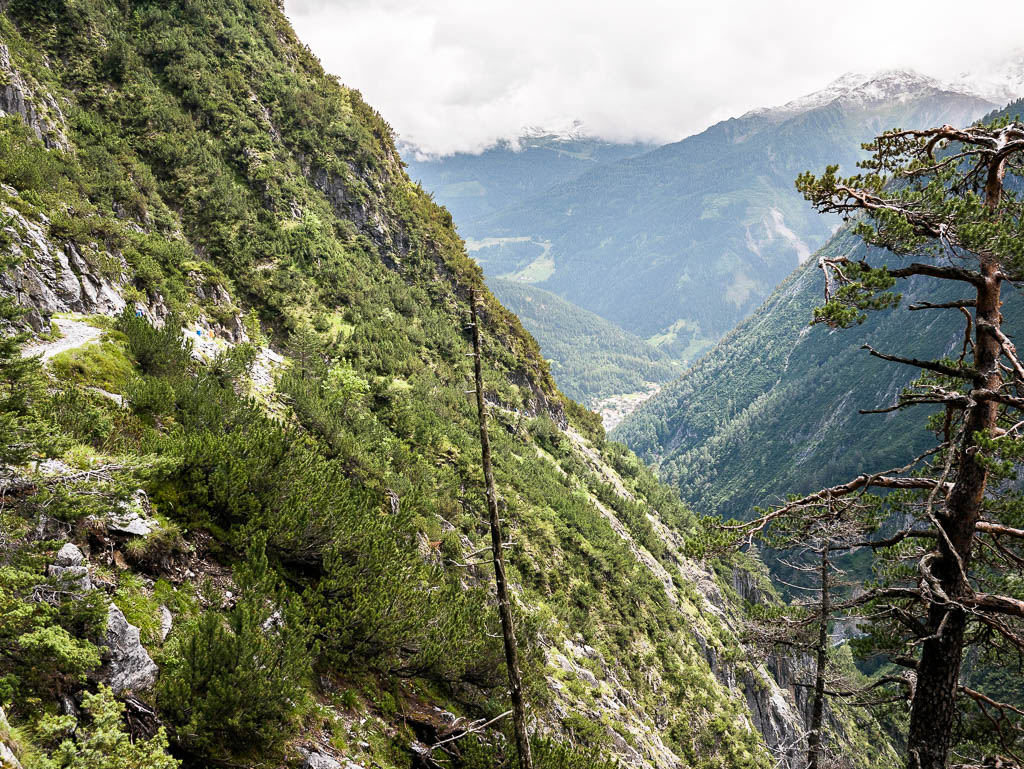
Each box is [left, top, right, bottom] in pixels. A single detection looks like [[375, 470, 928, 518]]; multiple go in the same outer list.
[[156, 538, 311, 760], [34, 685, 179, 769], [115, 311, 190, 377], [48, 387, 117, 448], [0, 558, 106, 714], [124, 375, 175, 418]]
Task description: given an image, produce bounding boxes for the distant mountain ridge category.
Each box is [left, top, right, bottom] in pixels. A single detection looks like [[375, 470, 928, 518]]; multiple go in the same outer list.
[[613, 101, 1024, 522], [461, 69, 996, 358], [743, 69, 989, 122], [404, 131, 652, 224], [408, 63, 1017, 401]]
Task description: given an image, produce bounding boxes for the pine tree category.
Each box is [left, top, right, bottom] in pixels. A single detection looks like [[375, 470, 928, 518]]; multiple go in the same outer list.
[[156, 535, 311, 760], [740, 496, 887, 769], [0, 253, 43, 466], [735, 120, 1024, 769]]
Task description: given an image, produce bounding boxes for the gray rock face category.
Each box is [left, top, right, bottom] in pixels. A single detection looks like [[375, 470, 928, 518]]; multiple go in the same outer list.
[[0, 705, 24, 769], [0, 43, 68, 149], [48, 543, 92, 592], [302, 751, 341, 769], [0, 201, 127, 330], [104, 603, 158, 694], [45, 544, 158, 694], [108, 491, 159, 536], [159, 605, 173, 642], [54, 542, 85, 566], [108, 509, 153, 536]]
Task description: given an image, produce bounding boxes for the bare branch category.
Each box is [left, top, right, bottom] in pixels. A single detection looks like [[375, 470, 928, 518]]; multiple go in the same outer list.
[[887, 263, 985, 285], [862, 345, 978, 379], [908, 300, 977, 311], [431, 710, 513, 750]]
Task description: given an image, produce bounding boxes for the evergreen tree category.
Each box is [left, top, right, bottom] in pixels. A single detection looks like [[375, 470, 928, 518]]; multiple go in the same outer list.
[[157, 535, 312, 761], [0, 252, 43, 465], [38, 686, 179, 769], [734, 120, 1024, 769]]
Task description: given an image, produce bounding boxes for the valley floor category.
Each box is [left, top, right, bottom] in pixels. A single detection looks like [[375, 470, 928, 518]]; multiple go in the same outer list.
[[592, 383, 661, 430]]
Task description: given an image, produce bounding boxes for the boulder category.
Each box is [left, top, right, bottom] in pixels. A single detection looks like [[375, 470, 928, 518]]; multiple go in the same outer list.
[[0, 705, 24, 769], [0, 733, 22, 769], [48, 543, 91, 592], [108, 490, 158, 536], [108, 509, 154, 537], [54, 542, 85, 566], [104, 603, 158, 694], [302, 751, 341, 769]]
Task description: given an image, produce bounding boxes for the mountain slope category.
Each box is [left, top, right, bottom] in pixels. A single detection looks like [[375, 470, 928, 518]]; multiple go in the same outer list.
[[463, 72, 997, 358], [488, 277, 682, 404], [615, 218, 1024, 521], [0, 3, 896, 769]]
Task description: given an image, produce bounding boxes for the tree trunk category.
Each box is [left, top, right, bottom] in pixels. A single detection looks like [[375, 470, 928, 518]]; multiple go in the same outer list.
[[904, 250, 1003, 769], [807, 542, 830, 769], [470, 291, 533, 769]]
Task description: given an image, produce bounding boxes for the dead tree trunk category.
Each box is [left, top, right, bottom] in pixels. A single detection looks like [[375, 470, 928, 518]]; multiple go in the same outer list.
[[469, 290, 533, 769], [807, 541, 830, 769]]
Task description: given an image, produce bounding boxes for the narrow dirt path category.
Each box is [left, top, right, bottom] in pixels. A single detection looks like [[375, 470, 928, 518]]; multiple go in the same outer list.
[[22, 317, 102, 361]]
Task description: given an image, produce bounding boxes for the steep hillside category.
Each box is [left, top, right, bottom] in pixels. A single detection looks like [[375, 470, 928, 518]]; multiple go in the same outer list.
[[464, 73, 996, 358], [488, 278, 681, 406], [615, 222, 1024, 523], [0, 3, 895, 769]]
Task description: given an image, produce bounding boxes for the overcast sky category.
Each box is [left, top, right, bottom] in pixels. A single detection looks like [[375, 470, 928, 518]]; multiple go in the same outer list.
[[284, 0, 1024, 157]]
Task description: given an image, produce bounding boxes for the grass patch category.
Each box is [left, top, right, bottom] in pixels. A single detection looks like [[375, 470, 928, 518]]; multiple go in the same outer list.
[[49, 334, 135, 392], [114, 572, 162, 647]]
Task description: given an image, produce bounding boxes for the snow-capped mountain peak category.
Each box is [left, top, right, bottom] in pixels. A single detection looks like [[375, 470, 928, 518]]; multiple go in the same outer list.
[[517, 119, 590, 145], [950, 49, 1024, 104], [743, 68, 956, 122]]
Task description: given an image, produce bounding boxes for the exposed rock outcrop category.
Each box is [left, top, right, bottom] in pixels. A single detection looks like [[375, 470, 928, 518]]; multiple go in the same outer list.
[[302, 752, 341, 769], [0, 197, 127, 331], [45, 541, 159, 694], [48, 542, 92, 592], [0, 706, 24, 769], [107, 490, 159, 537], [103, 603, 159, 694], [0, 43, 69, 150]]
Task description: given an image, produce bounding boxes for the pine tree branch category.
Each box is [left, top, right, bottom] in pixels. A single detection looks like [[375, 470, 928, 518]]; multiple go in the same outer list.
[[724, 457, 947, 546], [976, 318, 1024, 383], [908, 299, 977, 311], [862, 345, 978, 379], [887, 263, 985, 285], [976, 522, 1024, 539], [970, 593, 1024, 619]]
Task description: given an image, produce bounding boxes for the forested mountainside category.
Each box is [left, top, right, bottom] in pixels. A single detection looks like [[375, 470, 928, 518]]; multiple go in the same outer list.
[[458, 73, 996, 360], [488, 278, 681, 405], [404, 132, 651, 226], [615, 101, 1024, 522], [0, 2, 895, 769]]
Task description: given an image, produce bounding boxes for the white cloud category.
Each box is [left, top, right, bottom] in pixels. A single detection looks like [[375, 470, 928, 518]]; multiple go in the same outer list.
[[284, 0, 1024, 156]]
